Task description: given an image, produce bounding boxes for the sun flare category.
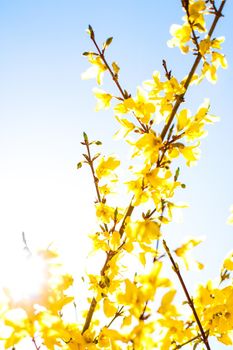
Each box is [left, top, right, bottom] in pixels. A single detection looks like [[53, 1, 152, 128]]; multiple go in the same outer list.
[[0, 252, 46, 302]]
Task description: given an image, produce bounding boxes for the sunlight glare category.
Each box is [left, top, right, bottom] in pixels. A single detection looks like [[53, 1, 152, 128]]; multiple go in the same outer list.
[[0, 253, 46, 302]]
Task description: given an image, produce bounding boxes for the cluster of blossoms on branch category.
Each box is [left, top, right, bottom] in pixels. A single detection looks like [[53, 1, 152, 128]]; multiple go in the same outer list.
[[0, 1, 232, 349]]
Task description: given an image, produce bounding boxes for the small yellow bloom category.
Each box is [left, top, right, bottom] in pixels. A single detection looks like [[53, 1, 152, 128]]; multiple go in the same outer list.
[[175, 237, 204, 270], [167, 24, 191, 54], [180, 143, 200, 166], [176, 108, 191, 132], [95, 203, 115, 224], [93, 88, 112, 111], [82, 54, 107, 85], [223, 251, 233, 270], [103, 298, 117, 317], [96, 156, 120, 180]]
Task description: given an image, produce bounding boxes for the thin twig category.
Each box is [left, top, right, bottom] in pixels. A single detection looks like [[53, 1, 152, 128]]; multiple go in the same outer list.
[[174, 331, 209, 349], [139, 301, 150, 321], [119, 200, 135, 237], [32, 337, 40, 350], [106, 306, 124, 328], [163, 240, 211, 350], [82, 249, 119, 334], [83, 133, 101, 203], [91, 36, 127, 99], [90, 34, 148, 133], [162, 59, 172, 80]]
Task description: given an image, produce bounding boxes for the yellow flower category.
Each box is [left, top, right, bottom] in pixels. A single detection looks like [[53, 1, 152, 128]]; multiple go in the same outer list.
[[114, 87, 155, 124], [199, 38, 212, 56], [95, 203, 115, 224], [82, 54, 107, 85], [176, 108, 191, 132], [188, 0, 206, 32], [125, 177, 150, 206], [157, 289, 178, 317], [223, 251, 233, 270], [125, 219, 161, 244], [180, 143, 200, 166], [93, 88, 112, 111], [114, 116, 135, 139], [202, 61, 217, 84], [175, 237, 204, 270], [212, 51, 228, 69], [132, 132, 162, 163], [167, 24, 191, 54], [96, 156, 120, 180], [103, 298, 118, 317]]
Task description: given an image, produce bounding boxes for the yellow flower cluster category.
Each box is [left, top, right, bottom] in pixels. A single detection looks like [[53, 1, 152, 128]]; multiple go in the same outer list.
[[0, 2, 231, 350]]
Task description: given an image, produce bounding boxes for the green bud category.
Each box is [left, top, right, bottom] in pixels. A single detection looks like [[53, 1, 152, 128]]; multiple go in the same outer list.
[[83, 132, 88, 142], [87, 24, 95, 40], [103, 37, 113, 51]]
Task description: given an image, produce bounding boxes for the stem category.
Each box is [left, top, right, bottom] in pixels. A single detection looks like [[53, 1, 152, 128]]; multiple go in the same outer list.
[[91, 35, 148, 133], [82, 250, 118, 334], [92, 37, 126, 99], [106, 306, 124, 328], [163, 240, 211, 350], [83, 135, 109, 232], [174, 331, 209, 349], [32, 337, 40, 350], [160, 0, 226, 141], [119, 200, 134, 237], [84, 136, 101, 203], [139, 300, 149, 321], [82, 298, 97, 334]]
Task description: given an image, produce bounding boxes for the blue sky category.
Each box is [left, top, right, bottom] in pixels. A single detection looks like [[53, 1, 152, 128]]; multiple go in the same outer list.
[[0, 1, 233, 345]]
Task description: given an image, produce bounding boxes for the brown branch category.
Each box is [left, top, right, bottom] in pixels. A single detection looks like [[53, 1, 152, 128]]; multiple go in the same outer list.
[[32, 337, 40, 350], [90, 32, 149, 133], [91, 36, 127, 99], [119, 200, 135, 237], [82, 297, 97, 334], [160, 0, 227, 141], [174, 331, 209, 349], [82, 248, 120, 334], [162, 59, 172, 80], [163, 240, 211, 350], [139, 300, 150, 321], [106, 306, 124, 328], [82, 133, 101, 203]]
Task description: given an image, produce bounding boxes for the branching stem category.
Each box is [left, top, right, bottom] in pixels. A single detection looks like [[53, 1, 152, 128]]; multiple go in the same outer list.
[[90, 35, 148, 132], [174, 331, 209, 349], [32, 337, 40, 350], [83, 134, 101, 203]]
